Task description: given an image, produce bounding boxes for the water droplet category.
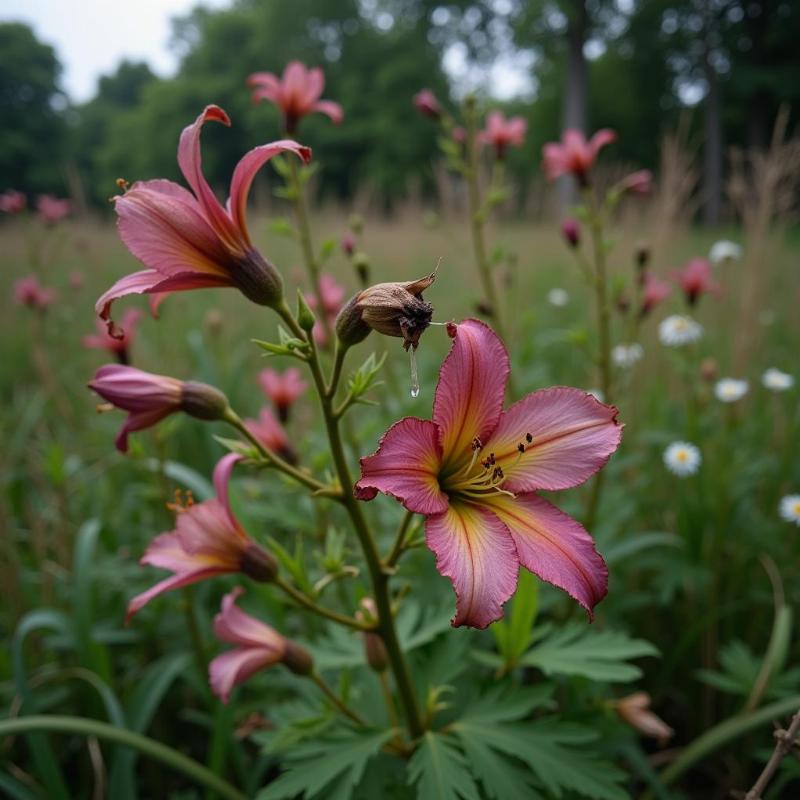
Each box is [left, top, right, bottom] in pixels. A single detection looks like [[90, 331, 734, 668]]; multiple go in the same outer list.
[[409, 348, 420, 398]]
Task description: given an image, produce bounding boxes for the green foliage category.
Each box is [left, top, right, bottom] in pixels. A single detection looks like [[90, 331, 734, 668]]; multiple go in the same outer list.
[[408, 731, 480, 800]]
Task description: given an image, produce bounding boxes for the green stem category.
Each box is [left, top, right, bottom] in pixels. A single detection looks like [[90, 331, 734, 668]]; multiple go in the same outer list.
[[278, 302, 424, 740], [273, 576, 367, 631], [384, 510, 415, 569], [311, 672, 368, 726], [0, 715, 246, 800]]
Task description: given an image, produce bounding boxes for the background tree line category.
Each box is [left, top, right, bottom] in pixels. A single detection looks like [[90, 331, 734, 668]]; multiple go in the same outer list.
[[1, 0, 798, 221]]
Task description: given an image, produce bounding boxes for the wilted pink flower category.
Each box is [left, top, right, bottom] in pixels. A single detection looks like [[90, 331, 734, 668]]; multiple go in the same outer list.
[[95, 105, 311, 337], [639, 273, 672, 317], [413, 89, 442, 119], [83, 308, 143, 363], [617, 169, 653, 196], [127, 455, 277, 621], [258, 367, 307, 421], [542, 129, 616, 184], [88, 364, 229, 452], [36, 194, 71, 223], [245, 407, 296, 464], [561, 218, 580, 248], [14, 276, 56, 311], [481, 111, 527, 159], [0, 190, 26, 213], [209, 587, 312, 703], [341, 232, 356, 256], [356, 319, 622, 628], [248, 61, 343, 134], [673, 258, 720, 306], [615, 692, 674, 745]]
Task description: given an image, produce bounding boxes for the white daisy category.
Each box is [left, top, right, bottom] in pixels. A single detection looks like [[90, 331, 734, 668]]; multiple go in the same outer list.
[[658, 315, 703, 347], [762, 368, 794, 392], [779, 495, 800, 526], [586, 388, 605, 403], [547, 288, 569, 307], [664, 442, 701, 477], [714, 378, 749, 403], [709, 240, 742, 265], [612, 343, 644, 368]]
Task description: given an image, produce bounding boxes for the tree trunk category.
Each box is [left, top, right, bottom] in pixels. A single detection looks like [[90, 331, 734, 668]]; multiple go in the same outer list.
[[560, 0, 588, 209]]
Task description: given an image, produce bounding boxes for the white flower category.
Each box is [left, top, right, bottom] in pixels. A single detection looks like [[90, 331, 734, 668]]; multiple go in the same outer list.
[[709, 240, 742, 265], [547, 288, 569, 307], [664, 442, 701, 477], [779, 495, 800, 526], [658, 315, 703, 347], [762, 368, 794, 392], [586, 388, 605, 403], [612, 343, 644, 368], [714, 378, 749, 403]]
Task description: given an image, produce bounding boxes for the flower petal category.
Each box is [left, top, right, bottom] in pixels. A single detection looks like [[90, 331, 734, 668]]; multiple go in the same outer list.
[[311, 100, 343, 124], [483, 493, 608, 618], [115, 408, 175, 453], [355, 417, 448, 515], [228, 140, 311, 242], [589, 128, 617, 158], [433, 319, 509, 468], [213, 453, 243, 527], [213, 587, 286, 649], [484, 387, 622, 491], [209, 646, 279, 704], [126, 563, 225, 621], [426, 501, 519, 628]]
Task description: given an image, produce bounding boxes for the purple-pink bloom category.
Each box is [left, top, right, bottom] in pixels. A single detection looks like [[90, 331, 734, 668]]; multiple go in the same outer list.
[[14, 276, 56, 311], [413, 89, 442, 120], [561, 218, 581, 248], [245, 407, 296, 464], [673, 258, 720, 306], [0, 190, 26, 214], [36, 194, 71, 223], [248, 61, 343, 134], [83, 308, 143, 363], [341, 232, 356, 256], [95, 105, 311, 337], [639, 273, 672, 317], [127, 455, 276, 621], [305, 273, 346, 346], [542, 129, 617, 184], [481, 111, 527, 159], [356, 319, 622, 628], [258, 367, 307, 421]]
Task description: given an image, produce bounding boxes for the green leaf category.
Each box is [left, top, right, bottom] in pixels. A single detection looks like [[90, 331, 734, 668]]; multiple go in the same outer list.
[[257, 728, 393, 800], [519, 624, 658, 682], [603, 532, 681, 565], [144, 459, 213, 499], [492, 570, 538, 666], [458, 684, 555, 726], [212, 435, 259, 459], [407, 732, 480, 800], [268, 216, 296, 238]]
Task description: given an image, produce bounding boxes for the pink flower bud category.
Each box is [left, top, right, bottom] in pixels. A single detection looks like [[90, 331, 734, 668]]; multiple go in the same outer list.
[[561, 218, 580, 248], [413, 89, 442, 119]]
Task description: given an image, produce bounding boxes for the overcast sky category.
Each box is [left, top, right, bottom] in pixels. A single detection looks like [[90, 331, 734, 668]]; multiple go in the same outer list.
[[1, 0, 531, 103]]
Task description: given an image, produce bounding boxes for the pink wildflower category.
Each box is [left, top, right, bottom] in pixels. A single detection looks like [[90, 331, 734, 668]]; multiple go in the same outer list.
[[542, 128, 617, 184], [14, 276, 56, 311], [209, 588, 312, 703], [36, 194, 71, 223], [673, 258, 720, 306], [127, 455, 277, 621], [258, 367, 307, 421], [341, 232, 356, 256], [356, 319, 621, 628], [305, 273, 346, 346], [0, 190, 26, 214], [561, 218, 580, 248], [413, 89, 442, 120], [617, 169, 653, 196], [245, 407, 297, 464], [248, 61, 343, 134], [639, 273, 672, 317], [83, 308, 143, 363], [95, 105, 311, 337], [481, 111, 527, 159]]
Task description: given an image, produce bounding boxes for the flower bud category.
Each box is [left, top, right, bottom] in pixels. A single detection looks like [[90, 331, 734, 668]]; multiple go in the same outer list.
[[561, 218, 580, 248], [635, 241, 650, 271], [413, 89, 442, 120], [355, 272, 436, 351], [356, 598, 388, 673], [181, 381, 231, 420], [296, 289, 316, 332], [335, 294, 373, 347], [341, 232, 356, 256], [700, 357, 718, 382], [281, 641, 314, 676], [349, 213, 364, 234], [353, 251, 371, 286], [239, 542, 279, 582]]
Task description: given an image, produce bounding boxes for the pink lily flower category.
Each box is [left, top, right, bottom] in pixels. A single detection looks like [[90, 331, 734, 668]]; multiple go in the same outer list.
[[639, 273, 672, 317], [127, 455, 277, 621], [14, 276, 56, 311], [36, 194, 71, 223], [95, 105, 311, 337], [83, 308, 143, 363], [258, 367, 308, 421], [617, 169, 653, 196], [481, 111, 527, 159], [244, 407, 297, 464], [413, 89, 442, 120], [209, 587, 312, 703], [542, 128, 617, 184], [0, 190, 26, 214], [248, 61, 343, 134], [356, 319, 622, 628], [673, 258, 720, 306], [88, 364, 229, 452]]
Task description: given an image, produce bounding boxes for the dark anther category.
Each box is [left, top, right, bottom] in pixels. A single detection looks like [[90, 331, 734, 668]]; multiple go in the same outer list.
[[525, 433, 533, 443], [517, 443, 525, 453], [471, 437, 483, 451]]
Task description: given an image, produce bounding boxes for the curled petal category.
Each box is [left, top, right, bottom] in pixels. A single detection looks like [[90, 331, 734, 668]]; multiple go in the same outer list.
[[213, 587, 286, 649], [426, 501, 519, 628], [433, 319, 508, 467], [311, 100, 343, 124], [355, 417, 448, 515], [542, 143, 568, 181], [589, 128, 617, 157], [302, 67, 325, 104], [483, 493, 608, 618], [213, 453, 243, 526], [209, 647, 280, 703], [485, 388, 622, 492], [126, 563, 224, 621], [115, 408, 175, 452]]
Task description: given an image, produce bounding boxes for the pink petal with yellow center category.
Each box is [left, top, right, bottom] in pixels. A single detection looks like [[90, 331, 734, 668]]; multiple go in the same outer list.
[[484, 387, 622, 492], [172, 500, 247, 561], [355, 417, 448, 515], [426, 501, 519, 628], [209, 647, 281, 704], [482, 493, 608, 618], [433, 319, 509, 468]]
